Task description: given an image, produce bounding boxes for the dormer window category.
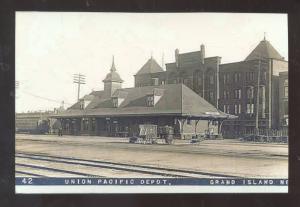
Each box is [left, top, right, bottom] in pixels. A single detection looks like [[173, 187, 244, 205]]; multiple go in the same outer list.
[[111, 90, 127, 108], [112, 97, 118, 108], [112, 97, 125, 108], [80, 100, 85, 110], [147, 95, 154, 106], [146, 88, 164, 107]]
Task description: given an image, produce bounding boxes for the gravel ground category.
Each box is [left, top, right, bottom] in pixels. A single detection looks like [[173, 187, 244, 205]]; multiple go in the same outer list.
[[15, 134, 288, 178]]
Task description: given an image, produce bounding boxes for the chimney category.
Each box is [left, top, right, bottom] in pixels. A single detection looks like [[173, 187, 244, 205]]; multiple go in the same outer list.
[[200, 44, 205, 64], [175, 48, 179, 68]]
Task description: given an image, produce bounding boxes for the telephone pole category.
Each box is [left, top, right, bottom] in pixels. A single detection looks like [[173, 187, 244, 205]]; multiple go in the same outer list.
[[73, 73, 86, 101], [255, 57, 261, 132]]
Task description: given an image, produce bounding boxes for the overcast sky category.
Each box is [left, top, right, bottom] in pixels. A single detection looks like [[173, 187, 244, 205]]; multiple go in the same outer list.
[[15, 12, 288, 113]]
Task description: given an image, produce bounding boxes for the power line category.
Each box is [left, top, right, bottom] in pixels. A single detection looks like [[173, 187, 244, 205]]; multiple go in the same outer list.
[[73, 73, 86, 101], [20, 89, 72, 105]]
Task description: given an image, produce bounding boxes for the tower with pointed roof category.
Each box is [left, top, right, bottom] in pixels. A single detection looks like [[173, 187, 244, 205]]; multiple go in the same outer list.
[[134, 56, 165, 87], [103, 56, 123, 98], [245, 37, 284, 61]]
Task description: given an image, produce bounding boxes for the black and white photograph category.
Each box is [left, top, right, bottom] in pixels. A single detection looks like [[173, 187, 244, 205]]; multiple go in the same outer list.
[[14, 12, 288, 193]]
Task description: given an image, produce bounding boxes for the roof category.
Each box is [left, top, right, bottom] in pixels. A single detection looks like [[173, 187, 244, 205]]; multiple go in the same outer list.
[[245, 39, 284, 61], [53, 84, 234, 120], [135, 57, 164, 75]]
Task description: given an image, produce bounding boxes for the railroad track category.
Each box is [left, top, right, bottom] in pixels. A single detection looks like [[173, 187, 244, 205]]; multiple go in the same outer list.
[[15, 152, 238, 179]]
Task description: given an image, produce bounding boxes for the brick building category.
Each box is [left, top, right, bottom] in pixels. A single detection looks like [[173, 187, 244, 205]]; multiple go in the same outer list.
[[219, 38, 288, 137], [278, 71, 288, 129], [134, 38, 288, 137], [135, 45, 221, 107]]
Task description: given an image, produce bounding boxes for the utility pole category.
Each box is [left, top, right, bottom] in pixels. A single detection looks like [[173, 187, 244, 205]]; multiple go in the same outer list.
[[73, 73, 86, 101], [255, 55, 261, 133]]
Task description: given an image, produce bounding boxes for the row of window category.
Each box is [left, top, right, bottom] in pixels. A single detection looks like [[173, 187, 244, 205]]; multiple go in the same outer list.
[[222, 103, 254, 115], [222, 86, 266, 100], [137, 74, 215, 88], [222, 71, 267, 84]]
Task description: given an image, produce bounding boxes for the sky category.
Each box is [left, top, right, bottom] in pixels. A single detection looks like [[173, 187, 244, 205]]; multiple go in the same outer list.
[[15, 12, 288, 113]]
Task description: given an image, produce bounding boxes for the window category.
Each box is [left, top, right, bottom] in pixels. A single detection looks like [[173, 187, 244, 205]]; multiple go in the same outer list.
[[284, 86, 288, 98], [147, 95, 154, 106], [152, 78, 159, 86], [209, 91, 214, 100], [247, 87, 254, 99], [197, 76, 202, 86], [223, 105, 230, 113], [284, 101, 288, 115], [234, 89, 241, 99], [234, 73, 241, 82], [223, 73, 230, 84], [223, 90, 230, 99], [161, 80, 165, 85], [91, 118, 96, 131], [263, 71, 267, 81], [259, 86, 265, 101], [234, 104, 242, 114], [209, 75, 214, 84], [250, 72, 254, 81], [82, 118, 89, 131], [246, 72, 255, 81], [246, 103, 254, 114], [112, 97, 118, 108], [80, 100, 85, 110]]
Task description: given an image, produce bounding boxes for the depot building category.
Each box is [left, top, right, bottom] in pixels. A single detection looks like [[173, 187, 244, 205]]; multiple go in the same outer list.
[[52, 58, 235, 139]]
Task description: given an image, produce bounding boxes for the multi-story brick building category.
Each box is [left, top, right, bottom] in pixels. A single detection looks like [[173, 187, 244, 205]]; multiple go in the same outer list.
[[134, 38, 288, 137], [278, 71, 288, 129], [219, 38, 288, 137], [135, 45, 221, 107]]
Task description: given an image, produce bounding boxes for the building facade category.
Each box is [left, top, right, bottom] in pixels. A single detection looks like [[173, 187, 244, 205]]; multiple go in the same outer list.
[[135, 45, 221, 107], [134, 38, 288, 137], [278, 71, 288, 129]]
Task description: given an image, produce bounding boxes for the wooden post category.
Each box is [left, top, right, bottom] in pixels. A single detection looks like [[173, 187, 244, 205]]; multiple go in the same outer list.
[[194, 120, 200, 135]]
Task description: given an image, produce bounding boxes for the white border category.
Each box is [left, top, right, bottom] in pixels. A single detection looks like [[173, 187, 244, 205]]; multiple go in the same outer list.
[[16, 185, 288, 194]]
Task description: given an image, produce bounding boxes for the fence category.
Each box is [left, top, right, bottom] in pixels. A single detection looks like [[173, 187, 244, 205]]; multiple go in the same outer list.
[[221, 127, 288, 143]]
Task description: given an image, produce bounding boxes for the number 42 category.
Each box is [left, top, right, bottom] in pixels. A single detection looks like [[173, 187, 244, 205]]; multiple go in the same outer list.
[[22, 178, 33, 184]]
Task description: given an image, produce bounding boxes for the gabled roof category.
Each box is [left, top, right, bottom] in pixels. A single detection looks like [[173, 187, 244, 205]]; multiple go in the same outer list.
[[245, 39, 284, 61], [135, 57, 164, 75], [54, 84, 234, 120]]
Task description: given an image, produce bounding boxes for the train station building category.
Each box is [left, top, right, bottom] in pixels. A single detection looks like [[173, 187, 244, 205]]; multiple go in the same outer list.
[[53, 59, 235, 139]]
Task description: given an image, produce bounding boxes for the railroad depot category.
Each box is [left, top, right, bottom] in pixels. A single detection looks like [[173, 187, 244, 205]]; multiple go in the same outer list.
[[52, 60, 235, 139]]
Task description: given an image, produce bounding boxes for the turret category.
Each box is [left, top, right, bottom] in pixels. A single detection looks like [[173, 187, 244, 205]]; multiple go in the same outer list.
[[103, 56, 123, 98]]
